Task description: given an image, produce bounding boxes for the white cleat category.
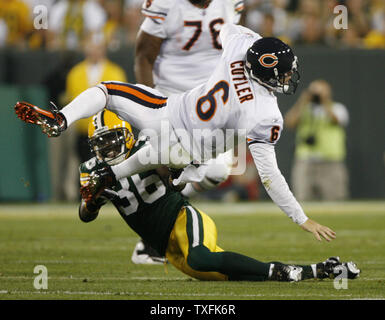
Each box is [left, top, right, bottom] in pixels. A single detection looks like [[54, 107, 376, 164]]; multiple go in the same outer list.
[[131, 241, 166, 265]]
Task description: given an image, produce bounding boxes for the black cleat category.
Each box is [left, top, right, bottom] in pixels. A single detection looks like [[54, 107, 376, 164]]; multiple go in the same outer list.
[[334, 261, 361, 279], [316, 256, 342, 279], [316, 257, 360, 279]]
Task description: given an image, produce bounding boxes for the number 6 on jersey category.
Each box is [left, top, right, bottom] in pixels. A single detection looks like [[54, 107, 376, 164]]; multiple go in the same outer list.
[[196, 81, 229, 121]]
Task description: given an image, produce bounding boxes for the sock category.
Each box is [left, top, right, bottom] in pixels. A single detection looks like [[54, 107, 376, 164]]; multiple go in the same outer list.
[[61, 86, 107, 127], [187, 246, 271, 282], [221, 252, 271, 281]]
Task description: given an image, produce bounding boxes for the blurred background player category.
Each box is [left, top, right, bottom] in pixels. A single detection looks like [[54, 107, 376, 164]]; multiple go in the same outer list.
[[47, 0, 107, 50], [284, 79, 349, 202], [132, 0, 247, 264], [0, 0, 32, 49], [79, 109, 360, 282]]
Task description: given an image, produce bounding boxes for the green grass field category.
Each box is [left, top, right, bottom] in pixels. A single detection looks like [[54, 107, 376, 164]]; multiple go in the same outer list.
[[0, 201, 384, 300]]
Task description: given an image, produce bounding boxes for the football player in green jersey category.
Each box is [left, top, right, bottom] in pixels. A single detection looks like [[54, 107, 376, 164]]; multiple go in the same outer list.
[[78, 109, 360, 282]]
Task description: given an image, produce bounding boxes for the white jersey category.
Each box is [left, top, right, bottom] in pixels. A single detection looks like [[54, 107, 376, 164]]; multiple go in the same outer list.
[[140, 0, 244, 95], [167, 24, 284, 161]]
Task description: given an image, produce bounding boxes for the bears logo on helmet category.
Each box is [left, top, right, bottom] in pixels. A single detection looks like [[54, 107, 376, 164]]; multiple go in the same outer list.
[[245, 37, 300, 95], [258, 53, 279, 68]]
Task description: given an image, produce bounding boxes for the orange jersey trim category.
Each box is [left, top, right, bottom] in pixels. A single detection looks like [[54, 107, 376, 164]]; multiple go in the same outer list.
[[105, 83, 167, 105]]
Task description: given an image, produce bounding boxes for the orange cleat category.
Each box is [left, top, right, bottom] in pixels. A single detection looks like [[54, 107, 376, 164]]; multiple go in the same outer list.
[[14, 101, 66, 137]]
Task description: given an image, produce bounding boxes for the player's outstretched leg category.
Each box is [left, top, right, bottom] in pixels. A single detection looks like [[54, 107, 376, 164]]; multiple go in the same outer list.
[[14, 101, 67, 137], [167, 206, 361, 282], [186, 246, 304, 282]]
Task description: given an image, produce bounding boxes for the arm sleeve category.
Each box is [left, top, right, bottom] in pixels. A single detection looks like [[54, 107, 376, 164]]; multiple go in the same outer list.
[[248, 142, 308, 225], [83, 1, 107, 32]]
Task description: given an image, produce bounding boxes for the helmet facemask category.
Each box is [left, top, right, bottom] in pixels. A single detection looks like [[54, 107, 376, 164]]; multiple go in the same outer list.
[[247, 56, 300, 95], [89, 127, 133, 166]]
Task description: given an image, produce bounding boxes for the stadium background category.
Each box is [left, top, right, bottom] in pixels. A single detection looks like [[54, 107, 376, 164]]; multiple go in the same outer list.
[[0, 0, 384, 202]]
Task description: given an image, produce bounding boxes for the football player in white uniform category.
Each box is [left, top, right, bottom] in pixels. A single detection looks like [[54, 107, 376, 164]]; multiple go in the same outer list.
[[136, 0, 244, 95], [132, 0, 244, 263], [15, 23, 336, 242], [135, 0, 244, 199]]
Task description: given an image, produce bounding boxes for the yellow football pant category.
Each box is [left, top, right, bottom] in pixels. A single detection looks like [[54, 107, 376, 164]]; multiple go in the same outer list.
[[165, 206, 228, 281]]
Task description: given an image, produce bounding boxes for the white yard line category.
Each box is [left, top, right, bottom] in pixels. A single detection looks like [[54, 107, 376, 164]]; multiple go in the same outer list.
[[0, 289, 362, 298]]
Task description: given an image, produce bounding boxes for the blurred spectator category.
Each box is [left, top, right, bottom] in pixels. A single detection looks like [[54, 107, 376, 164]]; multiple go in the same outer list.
[[47, 0, 107, 50], [364, 0, 385, 48], [335, 0, 371, 48], [245, 0, 289, 40], [0, 0, 382, 50], [259, 12, 275, 37], [286, 0, 324, 45], [296, 12, 324, 45], [346, 0, 370, 37], [0, 18, 7, 47], [284, 80, 350, 201], [100, 0, 133, 50], [242, 0, 385, 49], [65, 32, 127, 162], [23, 0, 55, 49], [0, 0, 32, 48]]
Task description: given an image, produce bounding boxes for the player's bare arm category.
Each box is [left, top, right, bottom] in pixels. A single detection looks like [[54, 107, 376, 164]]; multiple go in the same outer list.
[[134, 30, 163, 87], [300, 219, 336, 242]]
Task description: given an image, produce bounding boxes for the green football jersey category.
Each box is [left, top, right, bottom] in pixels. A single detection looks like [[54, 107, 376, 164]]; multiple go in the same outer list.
[[79, 138, 188, 256]]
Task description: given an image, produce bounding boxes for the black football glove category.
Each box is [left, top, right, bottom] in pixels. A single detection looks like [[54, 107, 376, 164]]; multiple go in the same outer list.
[[80, 165, 117, 203]]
